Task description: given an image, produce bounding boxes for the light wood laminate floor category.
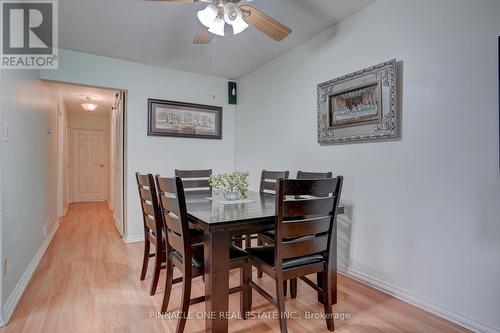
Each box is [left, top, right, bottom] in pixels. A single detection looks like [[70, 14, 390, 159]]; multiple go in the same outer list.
[[0, 203, 469, 333]]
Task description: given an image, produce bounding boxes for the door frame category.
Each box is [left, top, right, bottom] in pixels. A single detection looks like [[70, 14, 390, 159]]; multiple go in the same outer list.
[[56, 106, 65, 217], [49, 79, 127, 238]]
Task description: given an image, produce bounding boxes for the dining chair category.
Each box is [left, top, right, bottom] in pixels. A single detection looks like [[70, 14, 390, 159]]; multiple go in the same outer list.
[[246, 177, 343, 333], [136, 172, 165, 296], [251, 170, 290, 281], [156, 176, 251, 333], [174, 169, 212, 194], [258, 171, 333, 297], [174, 169, 212, 244], [249, 170, 290, 248]]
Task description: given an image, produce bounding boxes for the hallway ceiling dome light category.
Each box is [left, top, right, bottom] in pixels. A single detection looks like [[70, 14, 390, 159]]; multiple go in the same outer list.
[[81, 97, 98, 112]]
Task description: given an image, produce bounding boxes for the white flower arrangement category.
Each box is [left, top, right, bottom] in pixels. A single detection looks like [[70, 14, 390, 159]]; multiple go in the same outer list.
[[209, 172, 250, 199]]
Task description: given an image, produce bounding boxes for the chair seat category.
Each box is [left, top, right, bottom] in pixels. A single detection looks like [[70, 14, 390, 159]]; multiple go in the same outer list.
[[173, 243, 249, 269], [246, 245, 325, 270]]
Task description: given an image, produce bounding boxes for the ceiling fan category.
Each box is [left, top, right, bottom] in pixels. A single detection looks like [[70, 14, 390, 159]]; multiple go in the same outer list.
[[148, 0, 292, 44]]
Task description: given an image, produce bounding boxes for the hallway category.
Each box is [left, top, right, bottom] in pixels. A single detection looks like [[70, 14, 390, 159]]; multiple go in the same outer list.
[[0, 203, 467, 333]]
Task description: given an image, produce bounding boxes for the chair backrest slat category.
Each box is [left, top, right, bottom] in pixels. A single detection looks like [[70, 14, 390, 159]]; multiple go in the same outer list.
[[136, 174, 150, 187], [163, 211, 183, 235], [283, 178, 337, 197], [139, 187, 153, 202], [167, 230, 185, 253], [275, 177, 343, 270], [281, 216, 331, 238], [136, 172, 164, 247], [141, 201, 155, 217], [283, 197, 335, 218], [175, 169, 212, 178], [157, 176, 177, 193], [182, 179, 211, 189], [175, 169, 212, 193], [159, 193, 181, 217], [281, 235, 329, 259], [262, 181, 277, 192], [156, 175, 192, 264], [260, 170, 289, 195], [297, 171, 333, 180], [145, 215, 156, 231]]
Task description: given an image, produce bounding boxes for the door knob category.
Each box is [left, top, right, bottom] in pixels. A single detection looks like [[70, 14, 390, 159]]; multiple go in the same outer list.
[[100, 164, 104, 168]]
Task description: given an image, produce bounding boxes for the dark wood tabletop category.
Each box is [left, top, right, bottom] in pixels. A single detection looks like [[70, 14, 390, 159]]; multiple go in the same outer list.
[[186, 191, 344, 229]]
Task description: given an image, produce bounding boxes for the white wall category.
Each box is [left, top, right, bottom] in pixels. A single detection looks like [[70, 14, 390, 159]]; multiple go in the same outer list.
[[41, 50, 237, 239], [0, 68, 4, 324], [69, 113, 108, 131], [236, 0, 500, 331], [0, 69, 60, 314]]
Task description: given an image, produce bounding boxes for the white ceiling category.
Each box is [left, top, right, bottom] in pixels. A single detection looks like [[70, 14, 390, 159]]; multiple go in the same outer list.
[[45, 82, 119, 115], [59, 0, 374, 79]]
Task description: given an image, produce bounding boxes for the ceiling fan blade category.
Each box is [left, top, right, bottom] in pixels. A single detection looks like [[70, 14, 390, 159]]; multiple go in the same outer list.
[[240, 5, 292, 41], [194, 26, 213, 44]]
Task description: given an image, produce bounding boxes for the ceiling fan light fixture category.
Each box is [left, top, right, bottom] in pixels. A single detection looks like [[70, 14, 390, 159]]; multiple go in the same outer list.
[[208, 16, 225, 36], [197, 4, 218, 28]]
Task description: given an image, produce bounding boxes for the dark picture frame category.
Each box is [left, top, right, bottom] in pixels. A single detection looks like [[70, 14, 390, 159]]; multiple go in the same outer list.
[[148, 99, 222, 140]]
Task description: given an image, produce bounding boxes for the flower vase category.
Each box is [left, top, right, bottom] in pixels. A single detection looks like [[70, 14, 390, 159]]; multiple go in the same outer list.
[[225, 191, 241, 201]]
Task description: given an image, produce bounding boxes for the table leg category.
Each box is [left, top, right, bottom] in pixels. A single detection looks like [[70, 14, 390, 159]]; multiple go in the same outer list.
[[204, 230, 230, 333]]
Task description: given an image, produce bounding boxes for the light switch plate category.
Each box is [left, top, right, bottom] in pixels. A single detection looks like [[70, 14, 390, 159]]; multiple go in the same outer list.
[[3, 122, 8, 142]]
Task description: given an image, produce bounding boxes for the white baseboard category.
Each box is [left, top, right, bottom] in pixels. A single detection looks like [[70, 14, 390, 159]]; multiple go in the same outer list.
[[106, 202, 123, 237], [1, 219, 60, 326], [339, 267, 500, 333], [112, 212, 121, 236], [123, 234, 143, 244], [62, 205, 68, 217]]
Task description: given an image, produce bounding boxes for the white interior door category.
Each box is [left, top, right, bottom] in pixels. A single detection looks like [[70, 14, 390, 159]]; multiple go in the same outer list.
[[73, 129, 106, 202]]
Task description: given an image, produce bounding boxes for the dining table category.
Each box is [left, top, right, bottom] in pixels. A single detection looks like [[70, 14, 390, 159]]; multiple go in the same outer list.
[[185, 190, 345, 333]]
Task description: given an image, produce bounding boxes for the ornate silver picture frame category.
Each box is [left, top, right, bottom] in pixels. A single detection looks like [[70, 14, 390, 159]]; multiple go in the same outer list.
[[317, 59, 399, 144]]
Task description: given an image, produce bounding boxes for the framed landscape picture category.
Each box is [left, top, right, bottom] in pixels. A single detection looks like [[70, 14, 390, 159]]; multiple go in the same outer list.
[[148, 99, 222, 139]]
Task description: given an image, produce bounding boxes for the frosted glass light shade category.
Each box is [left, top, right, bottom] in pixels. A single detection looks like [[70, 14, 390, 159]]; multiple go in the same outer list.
[[223, 3, 248, 35], [231, 17, 248, 35], [208, 17, 225, 36], [197, 5, 218, 28], [81, 103, 98, 111]]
